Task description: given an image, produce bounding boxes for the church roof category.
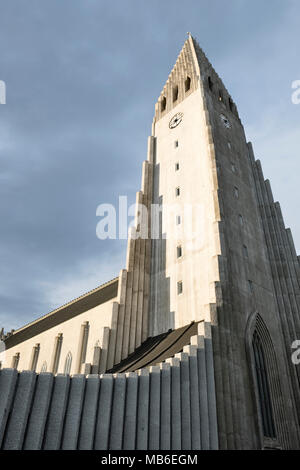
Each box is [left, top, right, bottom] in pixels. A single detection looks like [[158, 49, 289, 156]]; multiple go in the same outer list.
[[4, 277, 118, 350]]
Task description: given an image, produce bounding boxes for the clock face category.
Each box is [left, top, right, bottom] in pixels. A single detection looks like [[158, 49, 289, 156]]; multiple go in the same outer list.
[[220, 114, 231, 129], [169, 112, 183, 129]]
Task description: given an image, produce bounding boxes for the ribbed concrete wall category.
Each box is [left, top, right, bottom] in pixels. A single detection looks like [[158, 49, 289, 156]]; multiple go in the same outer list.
[[0, 324, 218, 450]]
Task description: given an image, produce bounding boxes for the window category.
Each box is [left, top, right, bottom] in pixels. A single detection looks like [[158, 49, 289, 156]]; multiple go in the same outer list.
[[175, 187, 180, 197], [41, 361, 47, 373], [218, 90, 223, 102], [176, 215, 181, 225], [208, 76, 213, 91], [231, 163, 237, 173], [11, 353, 20, 369], [234, 186, 239, 199], [174, 140, 179, 148], [30, 344, 40, 371], [177, 281, 183, 295], [177, 246, 182, 258], [175, 162, 180, 171], [227, 141, 232, 150], [252, 331, 276, 438], [243, 245, 249, 258], [173, 85, 179, 102], [185, 76, 191, 92], [51, 333, 63, 374], [248, 280, 254, 293], [239, 214, 244, 226], [229, 97, 234, 112], [161, 96, 166, 112], [64, 351, 72, 375]]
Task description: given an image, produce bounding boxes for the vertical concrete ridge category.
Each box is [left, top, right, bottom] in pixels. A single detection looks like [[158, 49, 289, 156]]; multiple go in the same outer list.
[[0, 321, 220, 450]]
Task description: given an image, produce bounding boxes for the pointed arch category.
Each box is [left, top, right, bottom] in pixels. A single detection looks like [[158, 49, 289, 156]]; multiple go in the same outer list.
[[246, 312, 289, 449], [64, 351, 73, 375]]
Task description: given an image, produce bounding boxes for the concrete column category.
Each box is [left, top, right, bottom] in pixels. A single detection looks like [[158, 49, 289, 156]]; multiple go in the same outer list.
[[176, 352, 191, 450], [0, 368, 18, 448], [201, 322, 219, 449], [99, 327, 110, 374], [91, 343, 101, 374], [106, 302, 119, 370], [136, 368, 150, 450], [61, 374, 86, 450], [114, 269, 127, 365], [75, 322, 89, 374], [94, 374, 114, 450], [78, 374, 100, 450], [43, 374, 71, 449], [50, 333, 63, 374], [184, 345, 201, 450], [191, 333, 210, 449], [166, 356, 181, 450], [160, 362, 171, 450], [148, 365, 161, 450], [29, 343, 40, 371], [23, 372, 54, 450], [109, 373, 126, 450], [123, 372, 138, 450], [2, 370, 36, 450]]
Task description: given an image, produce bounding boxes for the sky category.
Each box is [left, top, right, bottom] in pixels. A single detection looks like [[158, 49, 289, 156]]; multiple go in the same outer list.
[[0, 0, 299, 331]]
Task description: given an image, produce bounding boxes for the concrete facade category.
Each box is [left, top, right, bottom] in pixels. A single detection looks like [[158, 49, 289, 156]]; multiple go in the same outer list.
[[0, 35, 299, 449]]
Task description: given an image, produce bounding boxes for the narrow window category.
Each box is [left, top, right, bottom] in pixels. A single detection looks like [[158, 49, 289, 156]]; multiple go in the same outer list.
[[174, 140, 179, 148], [175, 187, 180, 197], [231, 163, 237, 173], [208, 76, 213, 91], [30, 343, 40, 371], [51, 333, 63, 374], [41, 361, 47, 373], [177, 245, 182, 258], [239, 214, 244, 226], [234, 186, 239, 199], [252, 331, 276, 438], [227, 141, 232, 150], [177, 281, 183, 295], [248, 280, 254, 293], [218, 90, 223, 102], [229, 97, 234, 112], [185, 76, 191, 92], [161, 96, 166, 112], [243, 245, 248, 258], [175, 162, 180, 171], [64, 351, 73, 375], [176, 215, 181, 225], [11, 352, 20, 369], [173, 85, 179, 102]]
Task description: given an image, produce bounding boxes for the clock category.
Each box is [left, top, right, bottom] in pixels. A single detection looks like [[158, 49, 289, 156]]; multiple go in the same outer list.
[[169, 112, 183, 129], [220, 114, 231, 129]]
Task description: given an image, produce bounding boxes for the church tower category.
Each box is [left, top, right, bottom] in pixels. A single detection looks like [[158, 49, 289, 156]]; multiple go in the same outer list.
[[0, 35, 299, 450]]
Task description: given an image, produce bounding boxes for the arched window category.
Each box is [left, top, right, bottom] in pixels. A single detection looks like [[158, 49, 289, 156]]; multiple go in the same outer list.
[[173, 85, 178, 102], [252, 331, 276, 438], [41, 361, 47, 373], [185, 76, 191, 92], [246, 313, 289, 448], [161, 96, 166, 112], [64, 351, 72, 375]]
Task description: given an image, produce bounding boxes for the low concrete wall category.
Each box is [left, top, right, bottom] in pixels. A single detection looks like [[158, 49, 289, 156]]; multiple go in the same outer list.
[[0, 324, 218, 450]]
